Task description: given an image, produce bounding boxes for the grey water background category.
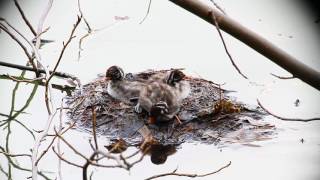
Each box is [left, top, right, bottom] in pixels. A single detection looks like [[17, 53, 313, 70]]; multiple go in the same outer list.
[[0, 0, 320, 179]]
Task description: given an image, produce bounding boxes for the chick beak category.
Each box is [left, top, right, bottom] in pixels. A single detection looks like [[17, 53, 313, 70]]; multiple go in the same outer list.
[[183, 76, 191, 80], [148, 116, 156, 124]]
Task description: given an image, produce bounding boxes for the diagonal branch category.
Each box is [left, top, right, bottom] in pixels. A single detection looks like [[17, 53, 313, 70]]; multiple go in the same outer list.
[[47, 15, 82, 83], [210, 10, 248, 79], [169, 0, 320, 91], [0, 22, 38, 75], [13, 0, 37, 36]]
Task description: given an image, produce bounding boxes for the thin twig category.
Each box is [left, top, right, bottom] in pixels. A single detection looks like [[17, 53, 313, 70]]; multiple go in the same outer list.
[[55, 133, 127, 169], [270, 73, 295, 79], [140, 0, 152, 24], [77, 0, 92, 31], [35, 0, 53, 49], [210, 11, 248, 79], [77, 0, 94, 61], [0, 146, 51, 180], [0, 74, 75, 95], [31, 109, 58, 180], [257, 99, 320, 122], [43, 15, 82, 114], [52, 147, 83, 168], [0, 60, 79, 80], [57, 99, 64, 180], [1, 17, 54, 114], [0, 151, 31, 158], [0, 23, 37, 74], [91, 106, 98, 152], [13, 0, 37, 36], [47, 15, 82, 84], [6, 74, 44, 83], [35, 120, 77, 166], [145, 161, 231, 180], [210, 0, 226, 15]]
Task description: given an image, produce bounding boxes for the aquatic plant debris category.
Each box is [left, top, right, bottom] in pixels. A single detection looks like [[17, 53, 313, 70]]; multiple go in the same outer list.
[[65, 69, 276, 145]]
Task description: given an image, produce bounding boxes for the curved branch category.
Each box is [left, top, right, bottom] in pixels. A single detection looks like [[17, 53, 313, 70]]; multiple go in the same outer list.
[[145, 161, 231, 180], [169, 0, 320, 91], [257, 99, 320, 122]]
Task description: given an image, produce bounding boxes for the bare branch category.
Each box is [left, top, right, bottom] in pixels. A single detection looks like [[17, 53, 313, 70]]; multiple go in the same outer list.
[[145, 161, 231, 180], [257, 99, 320, 122]]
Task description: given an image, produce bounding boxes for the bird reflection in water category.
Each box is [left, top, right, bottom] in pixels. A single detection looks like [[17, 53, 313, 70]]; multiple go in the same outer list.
[[106, 138, 177, 165], [141, 141, 177, 165]]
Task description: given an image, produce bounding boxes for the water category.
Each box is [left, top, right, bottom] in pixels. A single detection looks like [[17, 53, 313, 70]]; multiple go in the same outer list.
[[1, 0, 320, 179]]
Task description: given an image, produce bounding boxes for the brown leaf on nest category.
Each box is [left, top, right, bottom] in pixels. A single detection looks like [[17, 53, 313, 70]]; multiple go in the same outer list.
[[105, 138, 128, 153], [214, 99, 241, 114]]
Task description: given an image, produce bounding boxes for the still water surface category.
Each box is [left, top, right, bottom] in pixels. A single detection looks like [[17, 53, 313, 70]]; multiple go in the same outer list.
[[0, 0, 319, 179]]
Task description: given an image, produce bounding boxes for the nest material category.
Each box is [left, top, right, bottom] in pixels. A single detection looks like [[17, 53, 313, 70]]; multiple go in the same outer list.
[[65, 69, 275, 145]]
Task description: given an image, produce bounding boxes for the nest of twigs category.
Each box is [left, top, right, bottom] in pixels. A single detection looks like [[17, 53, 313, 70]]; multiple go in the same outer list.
[[65, 69, 276, 145]]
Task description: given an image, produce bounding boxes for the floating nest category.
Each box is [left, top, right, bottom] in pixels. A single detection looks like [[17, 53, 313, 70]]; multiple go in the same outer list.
[[65, 69, 276, 146]]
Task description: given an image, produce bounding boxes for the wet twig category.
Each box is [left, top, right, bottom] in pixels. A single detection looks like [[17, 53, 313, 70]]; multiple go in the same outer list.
[[144, 161, 231, 180], [257, 99, 320, 122]]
